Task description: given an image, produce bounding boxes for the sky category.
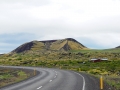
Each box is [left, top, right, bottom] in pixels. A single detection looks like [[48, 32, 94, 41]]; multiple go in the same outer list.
[[0, 0, 120, 54]]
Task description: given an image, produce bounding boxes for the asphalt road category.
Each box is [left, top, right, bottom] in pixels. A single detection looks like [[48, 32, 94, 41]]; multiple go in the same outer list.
[[0, 66, 100, 90]]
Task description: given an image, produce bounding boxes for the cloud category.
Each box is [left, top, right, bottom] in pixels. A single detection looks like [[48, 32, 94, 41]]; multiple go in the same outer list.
[[0, 0, 120, 33], [0, 0, 120, 53], [0, 42, 16, 54], [0, 0, 50, 6], [77, 33, 120, 49], [0, 33, 37, 53]]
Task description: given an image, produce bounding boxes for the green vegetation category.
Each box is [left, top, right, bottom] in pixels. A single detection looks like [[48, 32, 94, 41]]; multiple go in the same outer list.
[[0, 68, 31, 88], [0, 48, 120, 89], [104, 76, 120, 90]]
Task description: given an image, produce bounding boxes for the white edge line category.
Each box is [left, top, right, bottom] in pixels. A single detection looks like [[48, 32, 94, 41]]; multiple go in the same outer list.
[[74, 72, 85, 90], [49, 80, 52, 82], [37, 86, 42, 89]]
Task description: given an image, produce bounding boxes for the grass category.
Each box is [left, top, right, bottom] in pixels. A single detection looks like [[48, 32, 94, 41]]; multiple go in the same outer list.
[[0, 68, 31, 88], [0, 48, 120, 89], [104, 75, 120, 89]]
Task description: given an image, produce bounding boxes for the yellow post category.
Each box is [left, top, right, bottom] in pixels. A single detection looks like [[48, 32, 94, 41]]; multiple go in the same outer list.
[[100, 76, 103, 90]]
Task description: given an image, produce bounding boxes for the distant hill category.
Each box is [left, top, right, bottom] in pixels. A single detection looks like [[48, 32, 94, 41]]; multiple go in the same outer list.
[[11, 38, 88, 53], [116, 46, 120, 48], [0, 54, 4, 56]]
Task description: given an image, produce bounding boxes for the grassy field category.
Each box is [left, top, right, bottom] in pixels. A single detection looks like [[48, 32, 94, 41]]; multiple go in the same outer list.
[[0, 48, 120, 89], [0, 68, 34, 88]]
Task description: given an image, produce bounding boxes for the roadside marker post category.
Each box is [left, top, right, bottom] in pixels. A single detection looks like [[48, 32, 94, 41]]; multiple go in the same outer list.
[[100, 76, 103, 90]]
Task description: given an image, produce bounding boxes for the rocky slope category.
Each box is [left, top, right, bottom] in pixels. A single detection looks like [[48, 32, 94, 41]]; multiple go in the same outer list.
[[11, 38, 88, 53]]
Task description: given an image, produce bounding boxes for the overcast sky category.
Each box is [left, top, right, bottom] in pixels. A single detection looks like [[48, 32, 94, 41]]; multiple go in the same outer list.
[[0, 0, 120, 54]]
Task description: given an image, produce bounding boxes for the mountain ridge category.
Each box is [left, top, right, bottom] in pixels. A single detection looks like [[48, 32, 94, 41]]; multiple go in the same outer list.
[[11, 38, 88, 53]]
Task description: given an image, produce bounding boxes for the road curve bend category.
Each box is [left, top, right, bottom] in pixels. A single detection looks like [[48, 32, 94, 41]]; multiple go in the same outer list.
[[0, 66, 99, 90]]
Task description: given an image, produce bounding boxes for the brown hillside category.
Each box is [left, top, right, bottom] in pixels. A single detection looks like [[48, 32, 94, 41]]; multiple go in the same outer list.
[[11, 38, 88, 53]]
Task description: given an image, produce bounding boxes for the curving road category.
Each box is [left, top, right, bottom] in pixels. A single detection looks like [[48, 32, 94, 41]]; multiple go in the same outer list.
[[0, 66, 99, 90]]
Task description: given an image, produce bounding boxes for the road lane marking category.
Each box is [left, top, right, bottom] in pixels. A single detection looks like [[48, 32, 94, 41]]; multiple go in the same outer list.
[[49, 80, 52, 82], [37, 86, 42, 89], [55, 71, 57, 73], [74, 72, 85, 90]]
